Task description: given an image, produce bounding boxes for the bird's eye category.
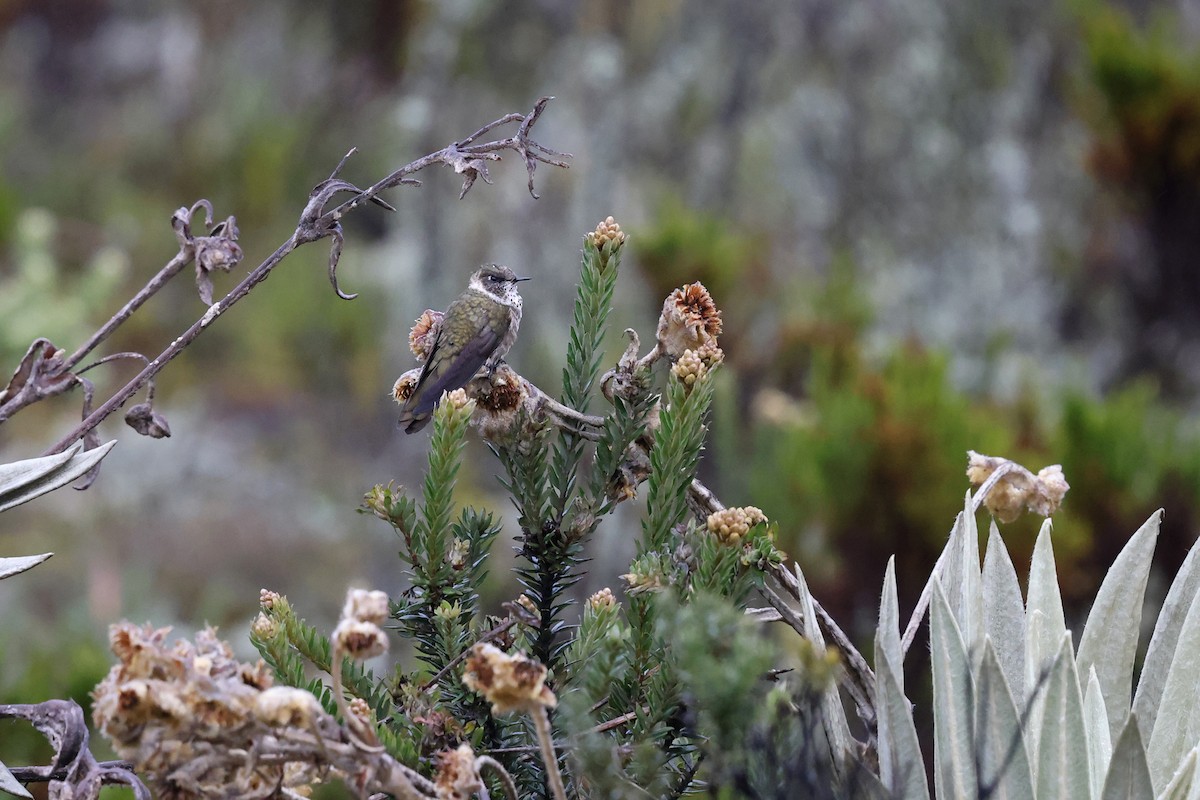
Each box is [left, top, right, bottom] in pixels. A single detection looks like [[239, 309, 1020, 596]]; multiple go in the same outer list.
[[487, 275, 502, 283]]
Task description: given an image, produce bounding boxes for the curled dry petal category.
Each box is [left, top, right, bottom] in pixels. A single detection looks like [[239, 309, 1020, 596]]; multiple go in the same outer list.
[[435, 743, 482, 800], [461, 643, 557, 714], [966, 451, 1070, 522], [656, 282, 723, 360], [409, 309, 444, 361], [124, 402, 171, 438]]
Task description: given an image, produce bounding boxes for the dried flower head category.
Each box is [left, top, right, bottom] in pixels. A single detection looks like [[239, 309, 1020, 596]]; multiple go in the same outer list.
[[124, 402, 172, 439], [94, 624, 328, 798], [342, 588, 390, 625], [435, 744, 482, 800], [589, 215, 626, 250], [332, 619, 388, 661], [466, 365, 531, 439], [967, 451, 1070, 523], [587, 588, 617, 612], [254, 686, 321, 728], [620, 567, 666, 595], [409, 309, 444, 361], [392, 367, 422, 405], [462, 643, 557, 714], [706, 506, 769, 545], [656, 282, 722, 360], [448, 537, 469, 570]]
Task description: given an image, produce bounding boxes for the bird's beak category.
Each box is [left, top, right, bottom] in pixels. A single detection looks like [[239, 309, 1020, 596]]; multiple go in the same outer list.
[[513, 276, 533, 283]]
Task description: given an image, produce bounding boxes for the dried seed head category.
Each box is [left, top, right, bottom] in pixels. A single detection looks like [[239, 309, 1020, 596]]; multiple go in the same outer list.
[[467, 365, 530, 439], [656, 282, 722, 360], [587, 588, 617, 612], [435, 743, 482, 800], [332, 619, 388, 661], [124, 402, 172, 438], [409, 309, 444, 361], [254, 686, 321, 728], [706, 506, 769, 545], [342, 589, 390, 625], [461, 643, 557, 714], [967, 451, 1070, 522], [392, 368, 422, 405]]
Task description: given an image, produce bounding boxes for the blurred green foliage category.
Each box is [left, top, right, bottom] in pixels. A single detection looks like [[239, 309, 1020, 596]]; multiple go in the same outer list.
[[637, 198, 1200, 632]]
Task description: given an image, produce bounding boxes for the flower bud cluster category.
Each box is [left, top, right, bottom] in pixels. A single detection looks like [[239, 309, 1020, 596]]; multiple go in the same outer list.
[[706, 506, 769, 545]]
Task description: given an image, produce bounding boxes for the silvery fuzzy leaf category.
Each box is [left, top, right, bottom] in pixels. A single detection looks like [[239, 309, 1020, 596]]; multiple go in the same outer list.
[[1078, 510, 1161, 744]]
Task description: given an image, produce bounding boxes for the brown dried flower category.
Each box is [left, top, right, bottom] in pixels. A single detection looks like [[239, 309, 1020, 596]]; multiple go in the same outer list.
[[435, 744, 482, 800], [342, 588, 390, 625], [466, 365, 531, 439], [332, 619, 389, 661], [462, 643, 557, 714], [124, 402, 172, 438], [409, 309, 444, 361], [967, 451, 1070, 523], [706, 506, 769, 545], [656, 282, 722, 360], [392, 367, 422, 405]]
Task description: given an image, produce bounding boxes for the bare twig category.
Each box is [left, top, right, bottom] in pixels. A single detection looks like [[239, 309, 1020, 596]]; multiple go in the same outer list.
[[0, 700, 151, 800], [15, 97, 569, 459]]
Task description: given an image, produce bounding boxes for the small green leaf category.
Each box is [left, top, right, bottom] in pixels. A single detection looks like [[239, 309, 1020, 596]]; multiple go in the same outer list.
[[1101, 715, 1153, 800], [983, 522, 1025, 699], [0, 553, 53, 581], [1078, 510, 1161, 743], [0, 759, 33, 799], [931, 580, 977, 799]]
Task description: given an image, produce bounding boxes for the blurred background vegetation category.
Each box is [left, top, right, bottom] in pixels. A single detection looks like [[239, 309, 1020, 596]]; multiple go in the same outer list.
[[3, 0, 1200, 778]]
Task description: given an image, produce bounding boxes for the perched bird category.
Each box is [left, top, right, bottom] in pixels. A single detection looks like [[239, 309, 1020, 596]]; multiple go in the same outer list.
[[398, 264, 530, 433]]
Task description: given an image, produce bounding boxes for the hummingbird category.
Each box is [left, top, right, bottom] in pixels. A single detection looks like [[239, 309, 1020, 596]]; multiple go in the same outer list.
[[398, 264, 530, 433]]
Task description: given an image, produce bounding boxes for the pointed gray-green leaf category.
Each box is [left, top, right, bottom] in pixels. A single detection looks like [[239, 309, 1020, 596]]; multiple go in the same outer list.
[[1102, 715, 1153, 800], [1036, 634, 1090, 800], [931, 580, 977, 799], [796, 564, 852, 770], [1079, 510, 1161, 744], [1027, 520, 1067, 654], [975, 640, 1035, 800], [0, 553, 53, 581], [1156, 745, 1197, 800], [1147, 588, 1200, 792], [876, 634, 931, 800], [879, 556, 903, 692], [1025, 610, 1048, 785], [1086, 666, 1115, 800], [958, 491, 984, 659], [941, 511, 967, 624], [0, 759, 32, 799], [0, 441, 116, 512], [1136, 531, 1200, 740], [983, 521, 1025, 699]]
